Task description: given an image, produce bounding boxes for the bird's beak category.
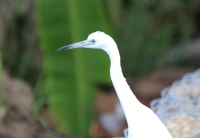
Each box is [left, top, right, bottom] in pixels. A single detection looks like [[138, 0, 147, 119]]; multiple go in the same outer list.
[[57, 40, 91, 51]]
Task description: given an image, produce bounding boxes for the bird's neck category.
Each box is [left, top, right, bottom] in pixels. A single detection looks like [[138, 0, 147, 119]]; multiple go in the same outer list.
[[105, 44, 141, 127]]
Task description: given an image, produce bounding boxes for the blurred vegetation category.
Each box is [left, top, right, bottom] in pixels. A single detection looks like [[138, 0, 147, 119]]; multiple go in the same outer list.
[[1, 0, 40, 86], [115, 0, 200, 77], [0, 52, 2, 105], [0, 0, 200, 138]]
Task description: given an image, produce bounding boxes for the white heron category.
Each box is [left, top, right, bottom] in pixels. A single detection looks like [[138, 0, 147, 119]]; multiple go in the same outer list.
[[57, 31, 172, 138]]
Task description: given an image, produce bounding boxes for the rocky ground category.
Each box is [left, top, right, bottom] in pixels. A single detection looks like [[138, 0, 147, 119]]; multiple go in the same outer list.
[[0, 71, 72, 138]]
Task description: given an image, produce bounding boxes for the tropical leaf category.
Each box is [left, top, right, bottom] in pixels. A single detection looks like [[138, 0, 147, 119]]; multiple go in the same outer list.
[[34, 0, 113, 137]]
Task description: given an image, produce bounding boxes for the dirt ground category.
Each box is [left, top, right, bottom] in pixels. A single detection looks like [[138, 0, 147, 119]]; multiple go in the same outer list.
[[0, 71, 72, 138]]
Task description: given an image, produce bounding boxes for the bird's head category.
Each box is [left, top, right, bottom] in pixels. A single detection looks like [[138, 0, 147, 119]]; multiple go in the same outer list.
[[57, 31, 116, 52]]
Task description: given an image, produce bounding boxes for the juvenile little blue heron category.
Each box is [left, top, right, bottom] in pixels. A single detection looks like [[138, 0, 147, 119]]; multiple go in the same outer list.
[[57, 31, 172, 138]]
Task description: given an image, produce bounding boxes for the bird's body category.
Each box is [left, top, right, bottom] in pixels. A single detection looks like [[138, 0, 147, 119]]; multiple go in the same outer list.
[[58, 31, 172, 138]]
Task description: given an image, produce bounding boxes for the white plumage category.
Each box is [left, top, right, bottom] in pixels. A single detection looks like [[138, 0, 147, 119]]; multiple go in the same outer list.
[[58, 31, 172, 138]]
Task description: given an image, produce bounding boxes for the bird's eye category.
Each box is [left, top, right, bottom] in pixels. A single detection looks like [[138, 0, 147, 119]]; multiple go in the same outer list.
[[91, 39, 96, 43]]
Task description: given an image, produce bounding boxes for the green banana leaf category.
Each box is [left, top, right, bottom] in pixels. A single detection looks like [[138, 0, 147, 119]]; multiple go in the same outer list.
[[34, 0, 113, 137]]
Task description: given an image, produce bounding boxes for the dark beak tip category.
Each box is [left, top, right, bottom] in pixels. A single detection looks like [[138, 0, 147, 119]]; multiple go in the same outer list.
[[57, 45, 72, 51], [57, 47, 66, 51]]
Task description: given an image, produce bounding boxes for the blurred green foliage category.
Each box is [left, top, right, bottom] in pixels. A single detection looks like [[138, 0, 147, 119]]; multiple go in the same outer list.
[[1, 0, 40, 86], [116, 0, 200, 77], [34, 0, 113, 137], [0, 52, 2, 105]]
